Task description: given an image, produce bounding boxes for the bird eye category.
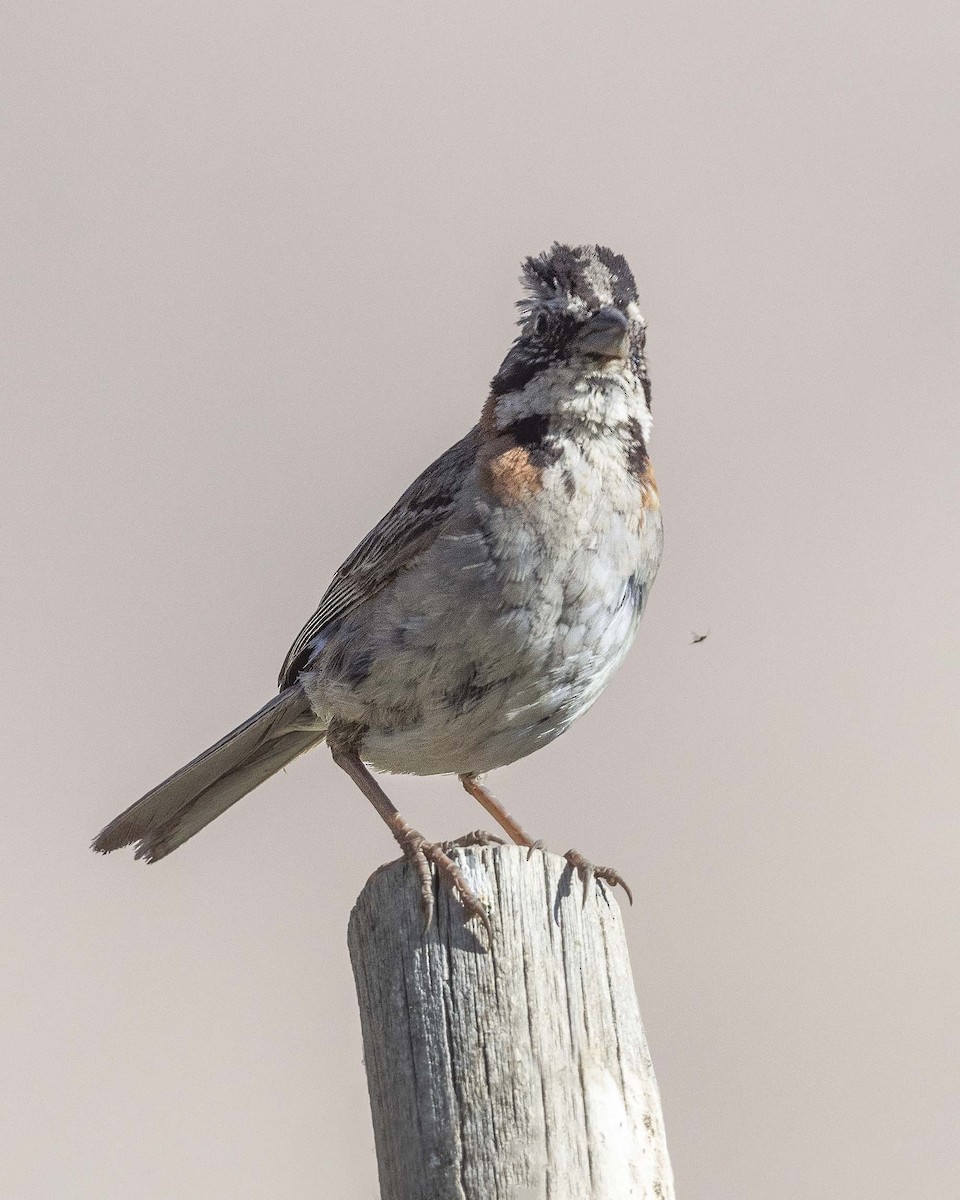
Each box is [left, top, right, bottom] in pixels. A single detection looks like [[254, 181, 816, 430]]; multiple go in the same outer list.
[[532, 310, 550, 337]]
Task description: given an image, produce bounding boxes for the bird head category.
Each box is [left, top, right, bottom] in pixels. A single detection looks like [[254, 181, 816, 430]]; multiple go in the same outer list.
[[489, 244, 651, 436]]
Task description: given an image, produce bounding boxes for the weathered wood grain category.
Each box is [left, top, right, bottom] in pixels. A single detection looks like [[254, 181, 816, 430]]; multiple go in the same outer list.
[[348, 845, 674, 1200]]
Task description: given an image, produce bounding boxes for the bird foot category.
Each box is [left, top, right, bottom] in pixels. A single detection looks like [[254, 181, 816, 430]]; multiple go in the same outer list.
[[397, 826, 493, 943], [439, 830, 507, 851], [563, 849, 634, 907]]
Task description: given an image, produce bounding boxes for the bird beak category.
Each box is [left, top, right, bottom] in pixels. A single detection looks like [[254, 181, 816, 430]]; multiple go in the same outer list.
[[576, 306, 630, 360]]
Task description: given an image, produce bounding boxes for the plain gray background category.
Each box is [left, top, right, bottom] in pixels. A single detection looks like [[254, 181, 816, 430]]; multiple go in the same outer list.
[[3, 2, 958, 1197]]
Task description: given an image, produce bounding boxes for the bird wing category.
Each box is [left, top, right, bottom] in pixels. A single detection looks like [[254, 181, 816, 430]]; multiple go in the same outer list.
[[278, 426, 479, 686]]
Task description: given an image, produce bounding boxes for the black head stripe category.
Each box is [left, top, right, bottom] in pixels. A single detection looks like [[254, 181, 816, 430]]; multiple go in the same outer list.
[[520, 243, 639, 311], [491, 348, 549, 397]]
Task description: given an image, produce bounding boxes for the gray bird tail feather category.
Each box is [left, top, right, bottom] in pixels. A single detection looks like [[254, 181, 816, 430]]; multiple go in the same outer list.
[[92, 685, 325, 863]]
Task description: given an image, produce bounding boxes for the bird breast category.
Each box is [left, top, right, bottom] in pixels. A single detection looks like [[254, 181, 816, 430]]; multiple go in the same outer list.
[[306, 428, 662, 777]]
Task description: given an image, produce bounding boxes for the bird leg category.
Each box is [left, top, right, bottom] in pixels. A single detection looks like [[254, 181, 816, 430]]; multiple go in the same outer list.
[[330, 734, 492, 939], [461, 773, 632, 905], [460, 774, 544, 858]]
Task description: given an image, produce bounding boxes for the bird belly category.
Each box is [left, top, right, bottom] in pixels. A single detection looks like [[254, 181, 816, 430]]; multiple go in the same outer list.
[[358, 589, 643, 776], [304, 464, 661, 777]]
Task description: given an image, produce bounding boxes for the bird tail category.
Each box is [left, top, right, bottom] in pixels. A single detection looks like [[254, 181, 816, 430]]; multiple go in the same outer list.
[[92, 685, 325, 863]]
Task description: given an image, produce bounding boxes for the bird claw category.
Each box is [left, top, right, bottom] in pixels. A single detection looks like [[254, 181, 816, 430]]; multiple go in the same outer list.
[[525, 838, 546, 861], [439, 830, 507, 851], [399, 828, 493, 944], [563, 849, 634, 907]]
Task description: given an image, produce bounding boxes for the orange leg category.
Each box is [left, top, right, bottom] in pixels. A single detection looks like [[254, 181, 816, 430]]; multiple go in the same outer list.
[[460, 773, 633, 906], [329, 736, 492, 941], [459, 774, 544, 857]]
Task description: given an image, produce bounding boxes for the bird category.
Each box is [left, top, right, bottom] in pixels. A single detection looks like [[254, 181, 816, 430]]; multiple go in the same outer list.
[[690, 629, 710, 644], [93, 243, 663, 937]]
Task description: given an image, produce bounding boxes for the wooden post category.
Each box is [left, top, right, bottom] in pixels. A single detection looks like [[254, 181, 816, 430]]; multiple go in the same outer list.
[[347, 844, 675, 1200]]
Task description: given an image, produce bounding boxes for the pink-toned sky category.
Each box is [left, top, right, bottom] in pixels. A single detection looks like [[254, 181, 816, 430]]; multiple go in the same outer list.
[[3, 3, 958, 1197]]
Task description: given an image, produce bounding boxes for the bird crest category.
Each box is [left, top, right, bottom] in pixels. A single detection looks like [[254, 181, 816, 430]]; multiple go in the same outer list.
[[519, 243, 639, 317]]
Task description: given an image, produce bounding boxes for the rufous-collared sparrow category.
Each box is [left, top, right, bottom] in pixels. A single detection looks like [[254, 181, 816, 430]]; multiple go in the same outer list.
[[94, 243, 663, 937]]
